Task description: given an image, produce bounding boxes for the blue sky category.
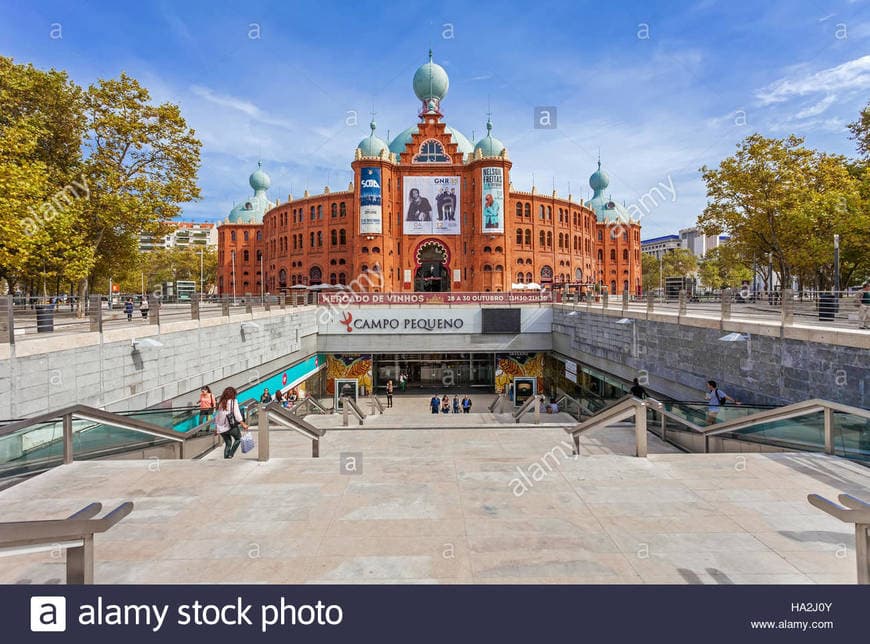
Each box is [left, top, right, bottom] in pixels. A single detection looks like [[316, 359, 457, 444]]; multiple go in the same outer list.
[[2, 0, 869, 238]]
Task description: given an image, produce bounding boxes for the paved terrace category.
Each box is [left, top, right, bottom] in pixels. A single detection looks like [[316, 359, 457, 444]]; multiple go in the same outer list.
[[0, 404, 866, 584]]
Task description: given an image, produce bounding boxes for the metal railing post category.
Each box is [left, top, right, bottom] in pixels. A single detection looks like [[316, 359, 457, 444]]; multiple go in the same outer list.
[[807, 494, 870, 584], [264, 297, 271, 312], [534, 395, 541, 425], [148, 295, 160, 326], [721, 288, 732, 321], [622, 290, 629, 313], [245, 294, 253, 314], [63, 413, 74, 464], [66, 534, 94, 584], [781, 288, 795, 326], [190, 298, 200, 320], [601, 291, 609, 310], [312, 437, 320, 458], [279, 294, 286, 309], [635, 402, 648, 457], [646, 291, 654, 315], [857, 524, 869, 585], [678, 289, 687, 317], [342, 398, 349, 427], [258, 402, 270, 462], [0, 295, 13, 344], [89, 295, 103, 333], [824, 406, 834, 455], [660, 411, 667, 443], [222, 299, 230, 316]]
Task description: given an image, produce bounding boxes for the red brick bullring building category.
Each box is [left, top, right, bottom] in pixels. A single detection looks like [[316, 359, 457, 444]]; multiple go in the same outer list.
[[217, 54, 642, 296]]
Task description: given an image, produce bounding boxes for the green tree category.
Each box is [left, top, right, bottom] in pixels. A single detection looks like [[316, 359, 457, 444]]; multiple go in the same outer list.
[[77, 73, 201, 310], [698, 134, 866, 291], [0, 57, 91, 293], [849, 101, 870, 160], [698, 245, 753, 290], [641, 253, 661, 292], [662, 248, 698, 278], [118, 246, 217, 294]]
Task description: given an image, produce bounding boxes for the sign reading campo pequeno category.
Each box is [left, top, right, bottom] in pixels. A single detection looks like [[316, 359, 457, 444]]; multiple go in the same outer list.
[[321, 308, 479, 334]]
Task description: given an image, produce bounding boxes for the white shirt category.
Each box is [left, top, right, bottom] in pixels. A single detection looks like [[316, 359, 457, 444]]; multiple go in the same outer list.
[[215, 399, 243, 433]]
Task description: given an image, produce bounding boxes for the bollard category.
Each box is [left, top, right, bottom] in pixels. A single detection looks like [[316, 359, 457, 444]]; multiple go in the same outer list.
[[602, 291, 609, 310], [244, 293, 252, 314], [622, 289, 629, 313], [190, 298, 200, 320], [89, 295, 103, 333], [0, 295, 13, 344], [221, 300, 230, 317], [635, 402, 648, 458], [721, 287, 732, 321], [264, 297, 271, 312], [148, 296, 160, 325], [279, 294, 286, 309], [781, 288, 794, 325], [258, 402, 270, 462], [678, 289, 687, 316], [646, 290, 654, 314], [533, 395, 541, 425]]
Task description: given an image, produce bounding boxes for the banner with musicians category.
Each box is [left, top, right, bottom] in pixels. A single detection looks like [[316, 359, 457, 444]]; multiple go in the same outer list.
[[403, 175, 461, 235]]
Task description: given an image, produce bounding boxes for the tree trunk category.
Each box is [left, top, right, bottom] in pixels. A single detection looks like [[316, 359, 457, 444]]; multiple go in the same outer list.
[[76, 278, 88, 318]]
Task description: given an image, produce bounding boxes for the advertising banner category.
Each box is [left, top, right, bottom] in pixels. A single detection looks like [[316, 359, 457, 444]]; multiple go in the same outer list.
[[319, 292, 553, 305], [403, 176, 460, 235], [481, 167, 504, 233], [359, 167, 382, 234]]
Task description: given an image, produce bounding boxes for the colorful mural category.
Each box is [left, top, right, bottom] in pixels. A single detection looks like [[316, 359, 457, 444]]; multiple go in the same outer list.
[[495, 352, 544, 394], [326, 354, 373, 395]]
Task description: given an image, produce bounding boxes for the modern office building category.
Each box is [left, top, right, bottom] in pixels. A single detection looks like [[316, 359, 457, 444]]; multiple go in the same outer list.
[[640, 234, 681, 259], [139, 221, 218, 252]]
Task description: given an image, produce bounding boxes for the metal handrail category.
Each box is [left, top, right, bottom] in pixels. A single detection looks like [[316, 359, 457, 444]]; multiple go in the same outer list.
[[564, 396, 648, 457], [287, 396, 330, 415], [488, 393, 503, 412], [808, 493, 870, 584], [0, 501, 133, 583], [512, 394, 545, 421], [369, 395, 385, 414], [259, 401, 325, 458], [340, 396, 366, 426]]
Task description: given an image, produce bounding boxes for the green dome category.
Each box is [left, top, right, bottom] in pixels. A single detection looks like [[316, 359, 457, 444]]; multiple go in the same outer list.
[[226, 162, 275, 224], [388, 124, 473, 156], [474, 118, 505, 157], [249, 161, 271, 192], [413, 53, 449, 102], [584, 161, 628, 223], [357, 120, 388, 157], [589, 160, 609, 192]]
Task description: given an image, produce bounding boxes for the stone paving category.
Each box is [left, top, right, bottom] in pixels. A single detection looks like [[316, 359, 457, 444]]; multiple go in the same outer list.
[[0, 403, 866, 584]]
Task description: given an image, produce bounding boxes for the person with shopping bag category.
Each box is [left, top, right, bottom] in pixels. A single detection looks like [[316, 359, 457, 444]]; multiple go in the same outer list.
[[215, 386, 249, 459]]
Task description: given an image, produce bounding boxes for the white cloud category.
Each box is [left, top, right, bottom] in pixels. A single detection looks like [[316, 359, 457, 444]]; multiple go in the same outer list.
[[793, 94, 837, 119], [756, 55, 870, 104]]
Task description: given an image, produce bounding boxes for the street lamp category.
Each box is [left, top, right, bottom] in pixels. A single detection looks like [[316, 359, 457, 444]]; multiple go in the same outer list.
[[198, 248, 204, 299], [833, 234, 840, 296]]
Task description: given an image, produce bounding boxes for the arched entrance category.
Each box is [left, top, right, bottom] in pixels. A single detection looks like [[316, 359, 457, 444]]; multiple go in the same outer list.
[[413, 239, 450, 292]]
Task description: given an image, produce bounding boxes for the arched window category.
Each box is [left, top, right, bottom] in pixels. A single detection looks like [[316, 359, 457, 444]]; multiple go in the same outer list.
[[610, 249, 616, 261], [317, 231, 323, 246], [361, 246, 369, 254], [310, 206, 315, 220], [243, 250, 249, 262], [330, 273, 337, 285], [546, 231, 553, 247], [310, 232, 315, 247], [622, 249, 628, 261], [317, 205, 323, 219], [610, 279, 617, 293], [516, 272, 525, 283], [597, 249, 603, 262], [495, 246, 503, 253], [339, 272, 347, 285], [526, 258, 533, 265], [517, 258, 524, 265], [547, 206, 552, 220], [331, 203, 337, 217], [539, 230, 545, 247], [483, 264, 492, 272], [331, 230, 337, 245], [278, 269, 287, 285], [330, 259, 337, 265], [558, 233, 563, 248], [413, 139, 450, 163], [483, 246, 492, 253], [524, 203, 531, 218], [339, 229, 346, 245], [495, 264, 503, 272], [516, 228, 523, 244], [539, 205, 545, 219], [339, 258, 346, 265], [598, 230, 603, 241], [230, 230, 236, 241], [525, 229, 532, 246], [372, 246, 381, 254], [515, 203, 523, 218], [309, 266, 322, 284], [526, 271, 533, 282], [575, 267, 583, 281]]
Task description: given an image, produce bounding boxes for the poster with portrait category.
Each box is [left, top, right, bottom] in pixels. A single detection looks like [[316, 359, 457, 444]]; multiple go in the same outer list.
[[481, 167, 504, 233], [403, 176, 461, 235], [359, 167, 382, 234]]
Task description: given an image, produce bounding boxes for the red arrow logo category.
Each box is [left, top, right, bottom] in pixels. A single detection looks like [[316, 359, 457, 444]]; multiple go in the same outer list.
[[340, 312, 353, 332]]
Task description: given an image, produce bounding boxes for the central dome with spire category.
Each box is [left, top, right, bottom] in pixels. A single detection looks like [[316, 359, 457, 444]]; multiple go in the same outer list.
[[413, 50, 449, 103]]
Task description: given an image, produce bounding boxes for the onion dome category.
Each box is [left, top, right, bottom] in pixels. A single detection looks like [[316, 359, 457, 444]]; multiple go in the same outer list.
[[474, 117, 506, 157], [357, 120, 388, 157]]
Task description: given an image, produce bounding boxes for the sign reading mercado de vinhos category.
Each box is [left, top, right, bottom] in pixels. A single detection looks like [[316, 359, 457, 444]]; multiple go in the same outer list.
[[318, 292, 554, 305], [403, 176, 461, 235], [359, 167, 382, 234]]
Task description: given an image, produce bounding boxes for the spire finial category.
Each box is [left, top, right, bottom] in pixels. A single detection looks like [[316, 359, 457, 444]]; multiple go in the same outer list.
[[428, 48, 433, 63], [258, 160, 262, 168]]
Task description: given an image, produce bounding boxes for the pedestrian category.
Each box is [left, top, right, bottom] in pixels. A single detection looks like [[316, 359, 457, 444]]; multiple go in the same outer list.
[[215, 386, 249, 459], [441, 395, 450, 414], [630, 377, 647, 399], [260, 388, 272, 404], [198, 385, 216, 427], [705, 380, 740, 425], [274, 390, 284, 405], [462, 395, 472, 414], [139, 298, 149, 319], [857, 282, 870, 330], [386, 380, 393, 408], [399, 372, 407, 392], [430, 395, 440, 414], [124, 298, 134, 322]]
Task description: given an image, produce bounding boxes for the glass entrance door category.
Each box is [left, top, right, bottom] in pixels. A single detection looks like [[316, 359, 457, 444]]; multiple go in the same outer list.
[[374, 353, 495, 391]]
